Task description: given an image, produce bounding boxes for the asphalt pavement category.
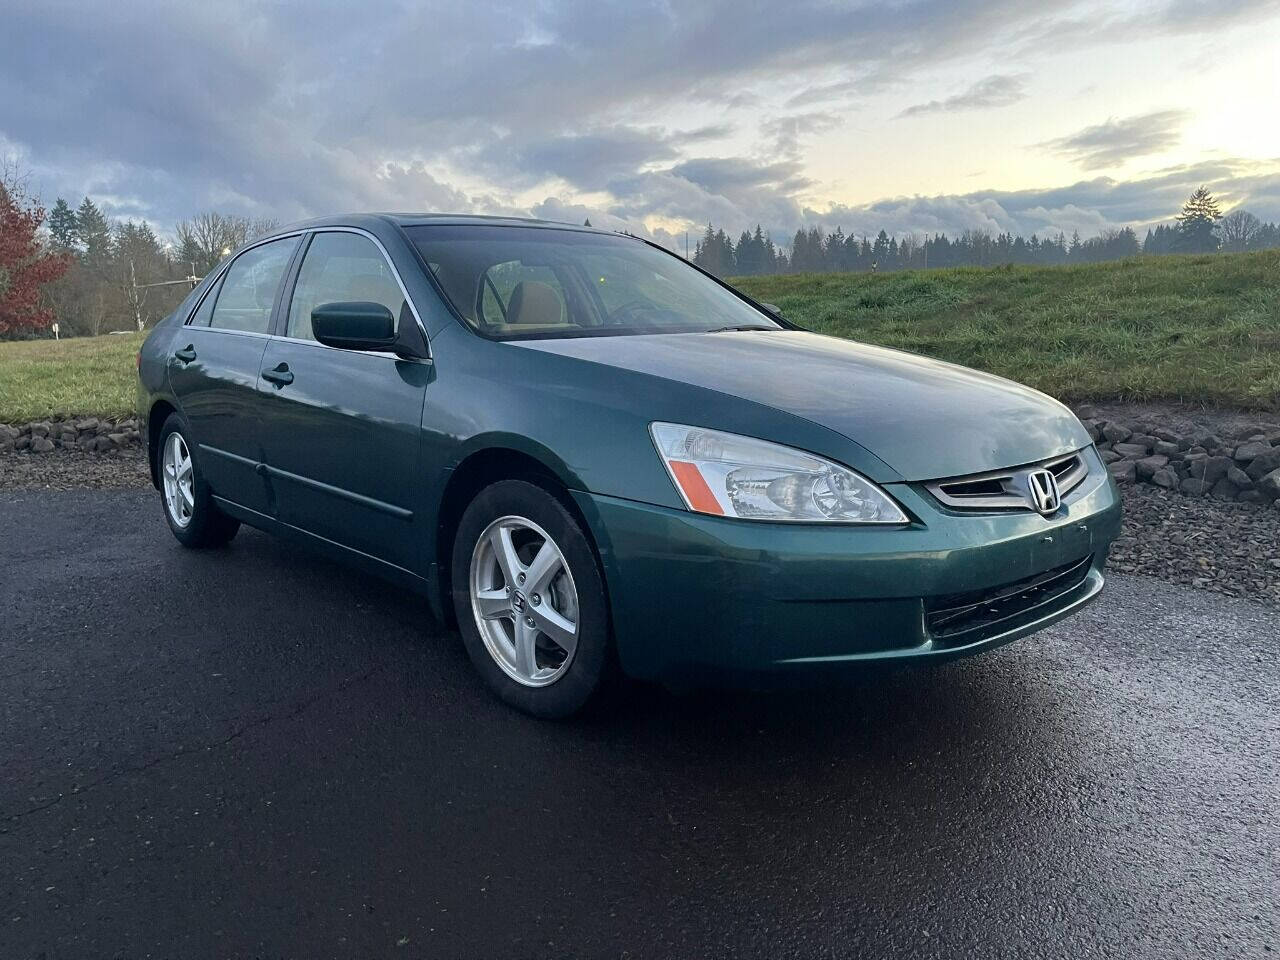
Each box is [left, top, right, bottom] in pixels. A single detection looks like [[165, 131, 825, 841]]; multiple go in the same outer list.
[[1, 489, 1277, 959]]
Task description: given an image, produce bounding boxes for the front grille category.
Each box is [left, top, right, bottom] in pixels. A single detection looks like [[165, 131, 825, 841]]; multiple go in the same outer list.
[[925, 555, 1093, 644], [926, 452, 1090, 512]]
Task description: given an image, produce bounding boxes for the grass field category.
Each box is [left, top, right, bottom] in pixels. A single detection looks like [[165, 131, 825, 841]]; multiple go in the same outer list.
[[0, 332, 144, 423], [736, 250, 1280, 410], [1, 251, 1278, 422]]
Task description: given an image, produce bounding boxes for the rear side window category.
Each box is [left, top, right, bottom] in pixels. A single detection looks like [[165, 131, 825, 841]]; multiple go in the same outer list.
[[286, 232, 406, 341], [188, 275, 223, 327], [209, 237, 299, 334]]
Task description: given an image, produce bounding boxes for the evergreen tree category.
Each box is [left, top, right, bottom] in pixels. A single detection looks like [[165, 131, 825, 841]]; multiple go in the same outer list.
[[48, 198, 79, 251], [1175, 186, 1221, 253], [75, 197, 112, 267]]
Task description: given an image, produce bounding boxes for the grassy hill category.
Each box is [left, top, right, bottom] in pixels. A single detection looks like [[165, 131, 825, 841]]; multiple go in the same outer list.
[[1, 251, 1278, 423], [735, 250, 1280, 410]]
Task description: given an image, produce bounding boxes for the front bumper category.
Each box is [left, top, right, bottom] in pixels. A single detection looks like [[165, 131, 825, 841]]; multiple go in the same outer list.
[[573, 447, 1122, 683]]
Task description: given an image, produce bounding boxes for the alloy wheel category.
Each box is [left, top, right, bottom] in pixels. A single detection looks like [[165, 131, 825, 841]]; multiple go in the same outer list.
[[162, 431, 195, 528], [469, 514, 580, 687]]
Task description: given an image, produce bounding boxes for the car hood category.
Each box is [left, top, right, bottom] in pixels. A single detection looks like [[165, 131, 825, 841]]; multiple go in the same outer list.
[[514, 330, 1090, 481]]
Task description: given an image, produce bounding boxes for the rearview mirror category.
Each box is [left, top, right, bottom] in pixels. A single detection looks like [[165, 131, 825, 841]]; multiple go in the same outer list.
[[312, 301, 431, 361], [312, 301, 396, 351]]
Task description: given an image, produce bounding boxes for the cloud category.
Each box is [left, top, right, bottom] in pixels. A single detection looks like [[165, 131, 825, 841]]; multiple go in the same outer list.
[[0, 0, 1276, 248], [1039, 110, 1190, 170], [897, 74, 1029, 118], [807, 158, 1280, 240]]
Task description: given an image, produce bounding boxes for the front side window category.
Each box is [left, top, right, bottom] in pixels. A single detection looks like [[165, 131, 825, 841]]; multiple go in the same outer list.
[[409, 225, 782, 340], [208, 237, 299, 334], [287, 232, 406, 341]]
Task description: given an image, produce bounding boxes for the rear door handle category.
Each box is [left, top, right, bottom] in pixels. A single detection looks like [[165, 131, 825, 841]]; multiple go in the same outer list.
[[262, 363, 294, 387], [174, 345, 197, 363]]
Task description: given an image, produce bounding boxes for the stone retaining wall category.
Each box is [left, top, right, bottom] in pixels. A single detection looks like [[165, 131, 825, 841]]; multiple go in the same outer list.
[[0, 417, 141, 454], [5, 408, 1280, 507], [1075, 404, 1280, 505]]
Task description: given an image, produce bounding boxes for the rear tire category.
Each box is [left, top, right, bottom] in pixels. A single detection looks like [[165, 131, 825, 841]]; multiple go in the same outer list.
[[157, 413, 240, 548], [451, 480, 612, 719]]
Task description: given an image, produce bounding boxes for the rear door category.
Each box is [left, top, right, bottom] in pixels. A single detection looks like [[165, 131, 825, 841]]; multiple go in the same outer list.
[[256, 229, 430, 572], [168, 235, 300, 514]]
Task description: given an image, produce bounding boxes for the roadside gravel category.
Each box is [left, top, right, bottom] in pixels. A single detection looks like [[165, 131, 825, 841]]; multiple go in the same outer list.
[[3, 446, 1278, 608], [0, 446, 150, 491]]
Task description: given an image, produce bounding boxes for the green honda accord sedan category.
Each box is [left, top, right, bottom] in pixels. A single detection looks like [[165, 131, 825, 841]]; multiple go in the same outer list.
[[138, 214, 1122, 717]]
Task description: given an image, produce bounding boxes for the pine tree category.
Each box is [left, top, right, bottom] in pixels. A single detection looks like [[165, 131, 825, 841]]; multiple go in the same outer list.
[[1175, 186, 1221, 253], [48, 198, 79, 251], [75, 197, 112, 267]]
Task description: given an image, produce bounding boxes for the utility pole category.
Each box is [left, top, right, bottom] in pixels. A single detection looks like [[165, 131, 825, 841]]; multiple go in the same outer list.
[[130, 261, 203, 331]]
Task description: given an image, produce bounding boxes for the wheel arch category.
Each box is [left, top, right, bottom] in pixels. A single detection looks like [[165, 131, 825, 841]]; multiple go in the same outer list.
[[146, 398, 179, 490], [433, 440, 604, 628]]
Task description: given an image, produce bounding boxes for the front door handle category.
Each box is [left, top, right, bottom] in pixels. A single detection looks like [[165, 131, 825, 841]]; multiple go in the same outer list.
[[261, 363, 294, 387], [174, 345, 197, 363]]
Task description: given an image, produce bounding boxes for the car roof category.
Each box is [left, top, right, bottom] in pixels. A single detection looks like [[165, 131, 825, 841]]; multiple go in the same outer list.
[[270, 212, 619, 236]]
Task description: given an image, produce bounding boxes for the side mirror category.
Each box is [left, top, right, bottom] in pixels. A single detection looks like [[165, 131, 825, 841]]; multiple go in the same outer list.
[[312, 301, 428, 360], [761, 302, 783, 317]]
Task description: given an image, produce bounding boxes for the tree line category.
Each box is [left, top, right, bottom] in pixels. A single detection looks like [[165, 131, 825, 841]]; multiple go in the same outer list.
[[693, 187, 1280, 277], [2, 177, 1277, 339], [1, 162, 278, 339]]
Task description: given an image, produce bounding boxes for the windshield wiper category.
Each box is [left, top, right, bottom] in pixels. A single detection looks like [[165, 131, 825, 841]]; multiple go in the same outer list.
[[704, 325, 777, 333]]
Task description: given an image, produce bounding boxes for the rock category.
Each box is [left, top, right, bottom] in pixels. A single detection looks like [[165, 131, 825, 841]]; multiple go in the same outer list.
[[1210, 479, 1240, 501], [1227, 466, 1254, 489], [28, 421, 51, 438], [1135, 455, 1169, 480], [1237, 490, 1266, 505], [1102, 423, 1132, 443], [0, 436, 12, 453], [1113, 441, 1150, 459], [1257, 468, 1280, 501], [1128, 433, 1158, 449], [1108, 460, 1136, 483], [74, 417, 99, 432], [1099, 449, 1122, 464], [0, 424, 17, 441], [1245, 448, 1280, 480], [1267, 429, 1280, 446], [1187, 445, 1208, 458], [77, 437, 97, 452], [94, 435, 117, 452], [1075, 404, 1097, 420], [15, 435, 30, 451], [1203, 435, 1229, 454], [1153, 440, 1181, 457], [1234, 441, 1271, 462], [107, 432, 128, 447], [1179, 478, 1211, 497], [1188, 455, 1232, 484], [1081, 419, 1102, 441], [30, 436, 55, 453]]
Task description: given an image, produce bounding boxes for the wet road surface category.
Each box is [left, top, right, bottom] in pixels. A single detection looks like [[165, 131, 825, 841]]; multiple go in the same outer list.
[[2, 489, 1277, 958]]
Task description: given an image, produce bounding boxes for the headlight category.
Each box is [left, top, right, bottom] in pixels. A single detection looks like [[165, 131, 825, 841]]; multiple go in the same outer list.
[[649, 422, 908, 523]]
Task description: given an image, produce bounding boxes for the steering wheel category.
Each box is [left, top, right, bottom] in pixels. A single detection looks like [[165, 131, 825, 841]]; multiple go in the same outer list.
[[606, 299, 656, 326]]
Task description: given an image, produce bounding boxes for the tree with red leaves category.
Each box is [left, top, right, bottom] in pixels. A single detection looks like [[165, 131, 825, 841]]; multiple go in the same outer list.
[[0, 183, 70, 336]]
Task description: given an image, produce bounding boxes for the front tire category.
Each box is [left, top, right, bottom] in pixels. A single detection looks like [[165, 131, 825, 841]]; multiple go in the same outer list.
[[157, 413, 240, 548], [451, 480, 612, 719]]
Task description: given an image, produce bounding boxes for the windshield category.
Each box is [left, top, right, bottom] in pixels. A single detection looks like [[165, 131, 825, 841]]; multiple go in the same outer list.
[[407, 224, 782, 340]]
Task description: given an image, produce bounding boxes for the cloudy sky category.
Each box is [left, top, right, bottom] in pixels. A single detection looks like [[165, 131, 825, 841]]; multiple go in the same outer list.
[[2, 0, 1278, 249]]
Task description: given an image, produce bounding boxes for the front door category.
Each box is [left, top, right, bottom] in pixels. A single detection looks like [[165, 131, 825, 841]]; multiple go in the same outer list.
[[168, 235, 300, 515], [257, 230, 430, 573]]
